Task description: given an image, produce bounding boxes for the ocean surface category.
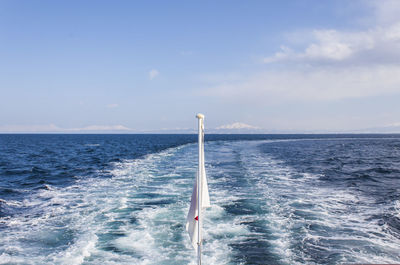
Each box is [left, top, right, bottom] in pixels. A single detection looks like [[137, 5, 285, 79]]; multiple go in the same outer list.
[[1, 134, 400, 264]]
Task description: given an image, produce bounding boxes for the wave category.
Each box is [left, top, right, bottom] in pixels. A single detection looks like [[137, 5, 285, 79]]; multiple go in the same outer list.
[[0, 143, 242, 264], [1, 139, 400, 264], [245, 142, 400, 264]]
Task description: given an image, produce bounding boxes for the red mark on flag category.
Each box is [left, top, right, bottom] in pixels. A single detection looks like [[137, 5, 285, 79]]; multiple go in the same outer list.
[[195, 216, 198, 221]]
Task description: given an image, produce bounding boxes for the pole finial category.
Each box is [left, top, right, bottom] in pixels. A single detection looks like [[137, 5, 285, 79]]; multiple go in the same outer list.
[[196, 113, 205, 119]]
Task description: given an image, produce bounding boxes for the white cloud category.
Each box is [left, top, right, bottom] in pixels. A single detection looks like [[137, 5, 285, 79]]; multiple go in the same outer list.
[[202, 65, 400, 102], [106, 103, 119, 108], [216, 122, 259, 130], [263, 24, 400, 65], [0, 124, 132, 133], [368, 0, 400, 25], [204, 2, 400, 103], [0, 124, 61, 132], [69, 125, 131, 131], [180, 50, 193, 56], [149, 69, 159, 80], [263, 0, 400, 67], [384, 122, 400, 127]]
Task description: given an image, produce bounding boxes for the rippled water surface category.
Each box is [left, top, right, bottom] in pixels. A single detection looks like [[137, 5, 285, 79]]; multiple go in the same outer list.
[[1, 134, 400, 264]]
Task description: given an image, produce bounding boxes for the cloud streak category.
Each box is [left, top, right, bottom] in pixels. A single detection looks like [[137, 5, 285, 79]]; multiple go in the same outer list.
[[0, 124, 132, 133], [106, 103, 119, 108], [216, 122, 259, 130], [203, 65, 400, 102]]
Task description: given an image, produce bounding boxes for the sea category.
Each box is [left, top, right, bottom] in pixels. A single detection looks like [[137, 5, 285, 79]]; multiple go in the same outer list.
[[0, 134, 400, 265]]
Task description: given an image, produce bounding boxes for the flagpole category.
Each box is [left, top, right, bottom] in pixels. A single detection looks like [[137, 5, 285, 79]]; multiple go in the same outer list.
[[196, 113, 204, 265]]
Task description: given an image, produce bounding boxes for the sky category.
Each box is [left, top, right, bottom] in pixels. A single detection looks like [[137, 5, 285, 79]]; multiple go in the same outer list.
[[1, 0, 400, 133]]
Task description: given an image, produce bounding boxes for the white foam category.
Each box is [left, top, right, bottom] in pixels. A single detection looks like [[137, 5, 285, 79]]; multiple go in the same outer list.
[[2, 139, 399, 264], [50, 233, 98, 264], [0, 143, 234, 264], [395, 199, 400, 218], [241, 142, 400, 264]]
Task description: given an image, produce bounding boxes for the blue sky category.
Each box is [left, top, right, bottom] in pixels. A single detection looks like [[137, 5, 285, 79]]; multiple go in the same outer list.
[[1, 0, 400, 133]]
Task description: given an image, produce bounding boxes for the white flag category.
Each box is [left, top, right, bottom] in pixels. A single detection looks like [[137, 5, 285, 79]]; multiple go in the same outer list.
[[186, 114, 210, 250], [186, 167, 210, 249]]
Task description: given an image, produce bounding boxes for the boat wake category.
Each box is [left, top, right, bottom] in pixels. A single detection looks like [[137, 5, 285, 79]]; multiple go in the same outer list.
[[1, 139, 399, 264]]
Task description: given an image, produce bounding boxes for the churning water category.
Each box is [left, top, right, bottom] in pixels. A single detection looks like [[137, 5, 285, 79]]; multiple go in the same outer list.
[[1, 134, 400, 264]]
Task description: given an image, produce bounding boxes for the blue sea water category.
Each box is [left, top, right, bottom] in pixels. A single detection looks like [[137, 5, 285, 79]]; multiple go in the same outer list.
[[0, 134, 400, 264]]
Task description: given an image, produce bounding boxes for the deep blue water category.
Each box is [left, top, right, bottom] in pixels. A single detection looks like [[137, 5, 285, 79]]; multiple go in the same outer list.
[[1, 134, 400, 264]]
